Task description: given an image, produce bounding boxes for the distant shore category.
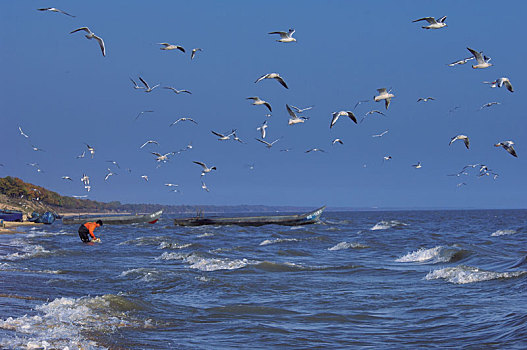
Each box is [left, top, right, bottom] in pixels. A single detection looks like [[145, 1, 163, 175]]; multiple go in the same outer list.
[[0, 221, 43, 234]]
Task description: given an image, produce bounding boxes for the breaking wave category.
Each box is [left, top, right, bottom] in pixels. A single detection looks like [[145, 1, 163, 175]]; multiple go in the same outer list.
[[328, 242, 369, 250], [370, 220, 408, 230], [259, 238, 300, 246], [425, 265, 527, 284], [0, 294, 153, 350], [491, 229, 517, 237], [396, 246, 467, 263], [157, 252, 251, 271]]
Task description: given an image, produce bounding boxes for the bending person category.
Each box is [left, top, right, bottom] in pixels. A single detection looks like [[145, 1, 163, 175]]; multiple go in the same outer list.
[[78, 220, 103, 243]]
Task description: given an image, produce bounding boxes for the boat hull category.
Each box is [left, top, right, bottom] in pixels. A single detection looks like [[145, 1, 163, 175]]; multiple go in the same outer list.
[[174, 206, 325, 227], [62, 210, 163, 225], [0, 210, 23, 222]]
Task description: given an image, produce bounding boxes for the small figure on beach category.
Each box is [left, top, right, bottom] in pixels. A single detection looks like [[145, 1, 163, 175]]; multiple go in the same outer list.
[[78, 220, 103, 243]]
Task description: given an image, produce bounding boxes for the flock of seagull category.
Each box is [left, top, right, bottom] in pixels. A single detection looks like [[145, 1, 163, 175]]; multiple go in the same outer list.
[[8, 7, 521, 200]]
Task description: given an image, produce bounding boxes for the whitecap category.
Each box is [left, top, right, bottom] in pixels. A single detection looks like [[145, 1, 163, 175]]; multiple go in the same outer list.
[[259, 238, 300, 246], [328, 242, 369, 251], [396, 246, 458, 263], [370, 220, 408, 230], [3, 244, 50, 261], [491, 229, 517, 237], [425, 265, 526, 284], [158, 241, 192, 250], [157, 252, 250, 271], [198, 232, 214, 238]]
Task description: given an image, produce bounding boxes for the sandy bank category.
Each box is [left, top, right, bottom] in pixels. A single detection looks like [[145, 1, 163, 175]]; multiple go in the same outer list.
[[0, 221, 43, 234]]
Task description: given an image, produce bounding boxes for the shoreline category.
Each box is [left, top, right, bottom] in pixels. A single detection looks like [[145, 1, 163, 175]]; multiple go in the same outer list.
[[0, 221, 44, 234]]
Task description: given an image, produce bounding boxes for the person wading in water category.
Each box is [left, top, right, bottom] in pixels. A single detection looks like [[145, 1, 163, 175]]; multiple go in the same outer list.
[[78, 220, 103, 243]]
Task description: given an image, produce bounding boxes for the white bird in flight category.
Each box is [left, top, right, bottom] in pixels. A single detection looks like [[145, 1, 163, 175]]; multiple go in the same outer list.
[[449, 135, 470, 149], [152, 152, 173, 163], [412, 162, 423, 169], [286, 104, 308, 125], [170, 118, 198, 126], [372, 130, 389, 138], [70, 27, 106, 57], [494, 141, 518, 158], [85, 143, 95, 158], [417, 97, 435, 102], [18, 126, 29, 138], [448, 56, 475, 67], [330, 111, 357, 128], [163, 86, 192, 94], [467, 47, 492, 69], [257, 121, 268, 139], [191, 48, 202, 60], [246, 97, 272, 112], [255, 73, 289, 89], [201, 181, 210, 192], [138, 77, 159, 92], [135, 110, 155, 120], [193, 161, 217, 176], [332, 138, 343, 145], [256, 138, 280, 149], [104, 169, 117, 181], [480, 102, 500, 110], [141, 175, 149, 182], [484, 77, 514, 93], [374, 88, 394, 109], [62, 176, 73, 181], [268, 28, 296, 43], [211, 130, 236, 141], [140, 140, 159, 149], [412, 16, 447, 29], [37, 7, 75, 17], [158, 43, 185, 52], [290, 105, 314, 113]]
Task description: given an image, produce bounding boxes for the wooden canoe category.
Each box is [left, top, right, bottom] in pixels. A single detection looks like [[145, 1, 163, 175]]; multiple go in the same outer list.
[[62, 210, 163, 225]]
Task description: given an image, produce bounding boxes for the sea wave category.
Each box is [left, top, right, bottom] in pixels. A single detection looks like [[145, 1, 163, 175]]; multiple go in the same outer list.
[[491, 229, 517, 237], [158, 241, 193, 249], [425, 265, 527, 284], [396, 246, 466, 263], [157, 252, 251, 271], [328, 242, 369, 250], [259, 238, 300, 246], [120, 267, 165, 282], [2, 244, 51, 261], [0, 294, 151, 350], [370, 220, 408, 230]]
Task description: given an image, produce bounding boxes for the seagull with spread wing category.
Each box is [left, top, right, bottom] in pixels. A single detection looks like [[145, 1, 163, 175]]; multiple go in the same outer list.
[[255, 73, 289, 89], [449, 135, 470, 149], [70, 27, 106, 57], [246, 97, 272, 112], [412, 16, 447, 29], [268, 28, 296, 42]]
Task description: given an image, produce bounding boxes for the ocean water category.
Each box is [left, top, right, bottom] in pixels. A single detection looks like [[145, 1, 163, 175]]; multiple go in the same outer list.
[[1, 210, 526, 349]]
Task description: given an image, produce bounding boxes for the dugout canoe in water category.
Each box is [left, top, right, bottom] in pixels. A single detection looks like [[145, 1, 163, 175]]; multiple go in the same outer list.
[[62, 210, 163, 225], [174, 206, 325, 227]]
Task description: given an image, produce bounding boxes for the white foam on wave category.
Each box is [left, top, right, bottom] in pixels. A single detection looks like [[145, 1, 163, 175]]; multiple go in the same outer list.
[[491, 229, 517, 237], [120, 267, 162, 282], [396, 246, 454, 263], [425, 265, 526, 284], [25, 229, 70, 238], [328, 242, 369, 251], [370, 220, 408, 231], [157, 252, 251, 271], [2, 244, 50, 261], [158, 241, 193, 250], [198, 232, 214, 238], [259, 238, 300, 246], [0, 294, 142, 349]]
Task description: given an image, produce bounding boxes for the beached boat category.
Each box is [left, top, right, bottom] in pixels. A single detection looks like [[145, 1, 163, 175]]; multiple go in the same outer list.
[[62, 210, 163, 225], [0, 209, 23, 222], [174, 206, 325, 227]]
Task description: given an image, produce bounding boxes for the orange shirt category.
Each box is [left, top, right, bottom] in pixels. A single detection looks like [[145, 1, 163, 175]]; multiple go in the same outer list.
[[83, 222, 99, 239]]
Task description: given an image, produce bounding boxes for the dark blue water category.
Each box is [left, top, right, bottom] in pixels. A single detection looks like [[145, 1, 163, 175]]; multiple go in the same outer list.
[[1, 210, 526, 349]]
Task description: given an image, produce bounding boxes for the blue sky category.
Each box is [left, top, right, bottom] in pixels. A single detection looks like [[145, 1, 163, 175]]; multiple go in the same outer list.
[[1, 1, 525, 208]]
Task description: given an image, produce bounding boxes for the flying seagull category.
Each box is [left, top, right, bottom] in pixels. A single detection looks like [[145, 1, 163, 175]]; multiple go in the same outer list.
[[449, 135, 470, 149], [412, 16, 447, 29], [467, 47, 492, 69], [152, 152, 174, 163], [448, 56, 475, 67], [372, 130, 389, 138], [286, 104, 308, 125], [374, 88, 394, 109], [141, 175, 149, 182], [70, 27, 106, 57], [163, 86, 192, 94], [31, 145, 44, 152], [170, 117, 198, 126], [332, 138, 343, 145], [158, 43, 185, 52], [417, 97, 435, 102], [256, 138, 280, 149], [37, 7, 75, 17], [140, 140, 159, 149], [480, 102, 500, 110], [330, 111, 357, 128], [104, 168, 117, 181], [138, 77, 159, 92], [246, 97, 272, 112], [383, 156, 392, 162], [130, 78, 145, 90], [193, 161, 216, 176], [76, 151, 85, 159], [257, 121, 268, 138], [85, 143, 95, 158], [18, 126, 29, 138], [412, 162, 423, 169], [211, 130, 236, 141], [305, 148, 326, 153], [201, 181, 210, 192], [255, 73, 288, 89], [191, 48, 202, 60], [106, 160, 120, 168], [290, 105, 314, 113], [361, 110, 385, 123], [268, 28, 296, 43], [494, 141, 518, 157], [61, 176, 73, 181], [485, 77, 514, 92]]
